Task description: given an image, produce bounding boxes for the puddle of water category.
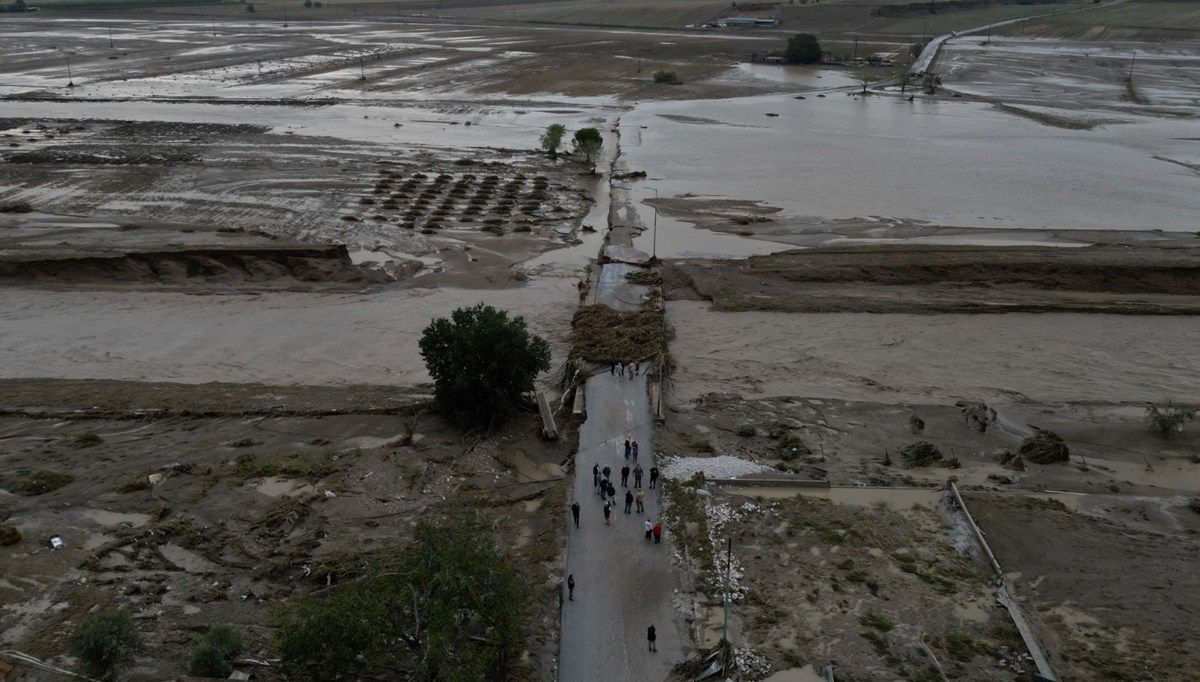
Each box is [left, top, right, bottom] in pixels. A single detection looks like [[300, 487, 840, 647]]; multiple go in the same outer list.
[[727, 486, 943, 510], [764, 665, 828, 682], [78, 509, 153, 527], [500, 449, 563, 482], [955, 599, 993, 623], [733, 63, 859, 90], [257, 476, 301, 498]]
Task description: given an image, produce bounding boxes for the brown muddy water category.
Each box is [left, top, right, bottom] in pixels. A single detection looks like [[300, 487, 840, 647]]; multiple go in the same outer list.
[[621, 92, 1200, 257]]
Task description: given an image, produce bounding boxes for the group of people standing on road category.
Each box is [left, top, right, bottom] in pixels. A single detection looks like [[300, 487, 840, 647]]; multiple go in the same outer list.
[[566, 425, 669, 658], [611, 358, 643, 378]]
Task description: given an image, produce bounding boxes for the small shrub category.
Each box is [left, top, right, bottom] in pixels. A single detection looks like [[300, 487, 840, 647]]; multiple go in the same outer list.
[[18, 470, 74, 496], [70, 608, 141, 681], [0, 523, 21, 546], [860, 611, 893, 632], [188, 625, 243, 678], [901, 441, 941, 468], [1189, 497, 1200, 514], [1145, 400, 1196, 438], [735, 424, 756, 437], [71, 431, 103, 448], [227, 437, 257, 448], [653, 70, 682, 84], [1018, 428, 1069, 464]]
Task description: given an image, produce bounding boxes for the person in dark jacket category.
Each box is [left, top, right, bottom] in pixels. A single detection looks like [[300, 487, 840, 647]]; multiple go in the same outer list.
[[571, 502, 581, 528], [647, 625, 657, 652], [649, 466, 659, 489], [620, 465, 630, 487], [624, 489, 633, 514]]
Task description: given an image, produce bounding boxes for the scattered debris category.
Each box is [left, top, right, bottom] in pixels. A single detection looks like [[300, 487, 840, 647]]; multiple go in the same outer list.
[[660, 455, 772, 480], [49, 535, 65, 550], [901, 441, 942, 468], [956, 400, 996, 433], [1018, 428, 1069, 464]]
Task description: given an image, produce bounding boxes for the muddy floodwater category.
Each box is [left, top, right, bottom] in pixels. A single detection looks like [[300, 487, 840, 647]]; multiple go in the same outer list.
[[623, 91, 1200, 257]]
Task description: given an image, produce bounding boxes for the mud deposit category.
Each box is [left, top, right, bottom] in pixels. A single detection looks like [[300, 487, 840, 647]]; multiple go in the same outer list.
[[666, 244, 1200, 314], [968, 496, 1200, 681], [0, 404, 569, 681]]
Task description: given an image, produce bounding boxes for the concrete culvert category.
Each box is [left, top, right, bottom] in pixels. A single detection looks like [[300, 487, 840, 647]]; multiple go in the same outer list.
[[1018, 428, 1070, 464]]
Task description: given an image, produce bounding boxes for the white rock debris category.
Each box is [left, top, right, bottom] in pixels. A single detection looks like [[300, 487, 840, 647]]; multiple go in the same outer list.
[[734, 647, 772, 680], [660, 455, 772, 481]]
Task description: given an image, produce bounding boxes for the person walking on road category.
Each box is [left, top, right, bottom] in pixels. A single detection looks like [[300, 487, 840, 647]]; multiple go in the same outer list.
[[644, 518, 653, 542], [636, 488, 646, 513], [603, 500, 613, 525], [624, 489, 633, 514], [620, 464, 630, 487], [571, 502, 581, 529], [600, 483, 608, 501], [653, 520, 663, 544], [617, 362, 624, 378], [627, 361, 635, 378], [592, 464, 600, 491], [602, 465, 611, 481], [635, 359, 641, 375], [631, 440, 639, 462], [607, 481, 616, 500], [633, 463, 643, 488], [649, 466, 659, 489], [647, 625, 657, 652], [567, 574, 575, 601], [624, 437, 631, 460]]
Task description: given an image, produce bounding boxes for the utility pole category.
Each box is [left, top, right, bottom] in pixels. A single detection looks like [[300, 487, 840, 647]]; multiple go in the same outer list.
[[721, 537, 732, 645], [65, 55, 74, 87], [359, 54, 366, 80], [853, 36, 858, 61], [1128, 51, 1136, 80], [646, 186, 659, 262], [108, 26, 114, 48], [283, 8, 288, 26]]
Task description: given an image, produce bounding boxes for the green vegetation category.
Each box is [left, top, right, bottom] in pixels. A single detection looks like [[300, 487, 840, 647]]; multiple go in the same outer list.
[[71, 431, 103, 448], [419, 304, 551, 429], [69, 608, 141, 682], [785, 33, 823, 64], [878, 3, 1066, 35], [277, 514, 527, 681], [188, 625, 243, 678], [233, 450, 340, 480], [16, 469, 74, 496], [0, 523, 21, 546], [572, 127, 604, 172], [539, 123, 567, 159], [441, 0, 728, 29], [1145, 400, 1195, 438], [652, 70, 682, 84], [1007, 1, 1200, 38], [860, 611, 894, 632], [735, 424, 757, 437]]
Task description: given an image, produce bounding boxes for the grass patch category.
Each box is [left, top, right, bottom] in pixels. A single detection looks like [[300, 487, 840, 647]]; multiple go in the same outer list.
[[16, 469, 75, 496], [71, 431, 103, 448], [860, 612, 894, 632]]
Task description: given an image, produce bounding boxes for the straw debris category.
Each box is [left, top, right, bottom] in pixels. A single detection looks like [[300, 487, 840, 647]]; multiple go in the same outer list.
[[570, 305, 672, 367]]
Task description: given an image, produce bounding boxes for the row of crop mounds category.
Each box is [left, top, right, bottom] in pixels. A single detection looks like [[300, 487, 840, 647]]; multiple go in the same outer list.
[[353, 168, 563, 235]]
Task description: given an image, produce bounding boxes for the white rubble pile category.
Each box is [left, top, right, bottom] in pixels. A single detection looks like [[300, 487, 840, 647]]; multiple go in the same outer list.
[[702, 501, 762, 601], [660, 455, 772, 480], [734, 647, 772, 680]]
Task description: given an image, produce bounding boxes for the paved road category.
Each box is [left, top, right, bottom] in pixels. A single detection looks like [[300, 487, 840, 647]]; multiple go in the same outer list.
[[559, 370, 682, 682]]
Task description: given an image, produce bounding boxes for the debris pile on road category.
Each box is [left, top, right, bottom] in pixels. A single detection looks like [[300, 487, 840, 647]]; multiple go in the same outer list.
[[660, 455, 772, 480]]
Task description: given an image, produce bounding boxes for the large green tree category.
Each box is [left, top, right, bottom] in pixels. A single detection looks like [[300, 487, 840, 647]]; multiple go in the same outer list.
[[69, 608, 141, 682], [419, 304, 550, 428], [540, 123, 567, 159], [277, 514, 529, 681], [572, 127, 604, 173], [785, 33, 822, 64]]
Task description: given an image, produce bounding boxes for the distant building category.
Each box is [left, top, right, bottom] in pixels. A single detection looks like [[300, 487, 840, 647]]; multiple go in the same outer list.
[[707, 17, 779, 28]]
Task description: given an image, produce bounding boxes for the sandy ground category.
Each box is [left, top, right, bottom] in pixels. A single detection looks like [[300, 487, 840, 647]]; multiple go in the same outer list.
[[666, 300, 1200, 406], [0, 274, 577, 389]]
